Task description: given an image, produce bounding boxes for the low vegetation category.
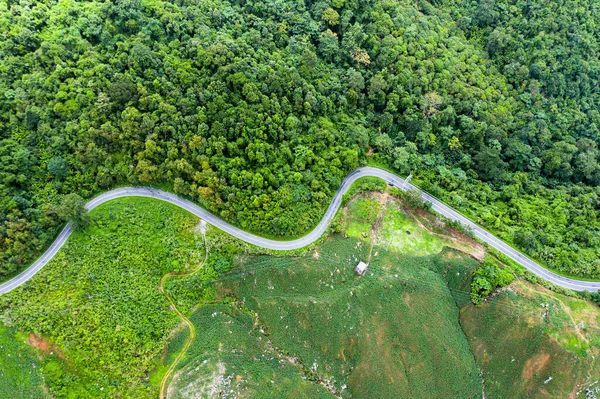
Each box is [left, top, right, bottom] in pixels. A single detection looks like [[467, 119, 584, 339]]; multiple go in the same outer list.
[[164, 193, 600, 397], [0, 190, 598, 397], [461, 280, 600, 398], [166, 304, 332, 398], [0, 197, 207, 397], [165, 235, 481, 398], [342, 177, 387, 204], [0, 327, 47, 398]]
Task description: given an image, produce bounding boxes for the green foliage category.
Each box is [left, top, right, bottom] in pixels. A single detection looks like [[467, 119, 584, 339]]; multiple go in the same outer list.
[[592, 291, 600, 306], [391, 187, 428, 210], [461, 283, 600, 398], [57, 194, 90, 230], [343, 176, 387, 204], [0, 198, 209, 398], [167, 305, 332, 398], [0, 328, 47, 398], [470, 258, 514, 304], [0, 183, 595, 397], [213, 238, 482, 397], [47, 157, 69, 181]]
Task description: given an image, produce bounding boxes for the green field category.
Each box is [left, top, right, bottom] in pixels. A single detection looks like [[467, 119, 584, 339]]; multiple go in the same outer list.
[[164, 195, 485, 397], [0, 327, 47, 398], [461, 281, 600, 398], [1, 194, 599, 398], [0, 197, 208, 398], [164, 195, 600, 398], [213, 239, 482, 398], [166, 304, 332, 398]]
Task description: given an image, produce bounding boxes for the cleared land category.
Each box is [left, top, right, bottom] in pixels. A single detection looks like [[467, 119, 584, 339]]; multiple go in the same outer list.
[[210, 239, 482, 398], [0, 198, 207, 397], [0, 192, 599, 398], [461, 280, 600, 398]]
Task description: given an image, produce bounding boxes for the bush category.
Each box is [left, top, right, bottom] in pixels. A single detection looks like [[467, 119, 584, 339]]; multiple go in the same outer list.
[[471, 258, 514, 305], [592, 291, 600, 306], [348, 177, 387, 197], [392, 188, 427, 209]]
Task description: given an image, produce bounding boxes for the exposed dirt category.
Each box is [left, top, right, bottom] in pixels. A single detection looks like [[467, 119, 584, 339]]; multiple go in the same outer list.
[[169, 360, 232, 399], [28, 333, 65, 359], [522, 352, 551, 380], [514, 281, 590, 344], [159, 232, 208, 399], [403, 292, 412, 308]]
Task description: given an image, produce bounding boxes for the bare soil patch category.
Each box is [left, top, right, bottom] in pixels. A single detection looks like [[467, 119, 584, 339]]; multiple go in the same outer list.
[[522, 352, 550, 380], [28, 333, 65, 359]]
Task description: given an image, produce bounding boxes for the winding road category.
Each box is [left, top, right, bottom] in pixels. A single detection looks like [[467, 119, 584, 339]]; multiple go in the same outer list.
[[1, 166, 598, 294]]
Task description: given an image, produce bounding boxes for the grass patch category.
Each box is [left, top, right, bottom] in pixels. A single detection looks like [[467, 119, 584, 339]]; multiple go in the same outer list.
[[343, 197, 382, 241], [461, 281, 600, 398], [0, 327, 47, 398], [0, 197, 209, 398], [378, 204, 449, 255], [167, 304, 332, 398], [204, 237, 482, 398]]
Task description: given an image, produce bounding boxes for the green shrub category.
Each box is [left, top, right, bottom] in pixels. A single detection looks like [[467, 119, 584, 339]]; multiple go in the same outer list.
[[592, 291, 600, 307], [471, 258, 514, 305]]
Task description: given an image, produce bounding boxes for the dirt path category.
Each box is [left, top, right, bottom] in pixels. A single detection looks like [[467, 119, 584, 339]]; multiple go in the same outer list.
[[159, 231, 209, 399]]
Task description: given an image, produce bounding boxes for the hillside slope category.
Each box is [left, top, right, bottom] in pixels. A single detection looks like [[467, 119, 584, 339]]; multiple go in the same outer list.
[[2, 0, 599, 280]]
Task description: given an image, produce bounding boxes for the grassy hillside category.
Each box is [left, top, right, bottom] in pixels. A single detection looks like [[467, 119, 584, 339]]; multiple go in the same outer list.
[[0, 197, 208, 397], [165, 194, 600, 398], [461, 280, 600, 398], [0, 191, 598, 397], [166, 304, 332, 398], [212, 239, 482, 398]]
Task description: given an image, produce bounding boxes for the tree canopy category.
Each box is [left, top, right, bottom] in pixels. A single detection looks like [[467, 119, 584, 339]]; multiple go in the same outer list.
[[0, 0, 599, 279]]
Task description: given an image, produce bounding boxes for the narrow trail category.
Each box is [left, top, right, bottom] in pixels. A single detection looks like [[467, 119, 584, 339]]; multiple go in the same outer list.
[[159, 232, 208, 399]]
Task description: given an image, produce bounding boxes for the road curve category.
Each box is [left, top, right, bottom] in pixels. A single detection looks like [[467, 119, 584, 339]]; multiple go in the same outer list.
[[1, 167, 598, 294]]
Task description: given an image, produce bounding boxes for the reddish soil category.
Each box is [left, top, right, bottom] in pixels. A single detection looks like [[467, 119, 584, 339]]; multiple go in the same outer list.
[[28, 333, 65, 359], [521, 352, 550, 380]]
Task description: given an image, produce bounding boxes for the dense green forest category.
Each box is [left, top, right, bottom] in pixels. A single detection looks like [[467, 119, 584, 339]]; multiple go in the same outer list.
[[1, 0, 599, 279]]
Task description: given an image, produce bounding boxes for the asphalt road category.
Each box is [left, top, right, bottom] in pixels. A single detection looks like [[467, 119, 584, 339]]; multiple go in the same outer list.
[[1, 166, 598, 294]]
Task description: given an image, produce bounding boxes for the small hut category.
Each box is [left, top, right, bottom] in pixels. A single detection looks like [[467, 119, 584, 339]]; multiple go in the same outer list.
[[354, 261, 368, 276]]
